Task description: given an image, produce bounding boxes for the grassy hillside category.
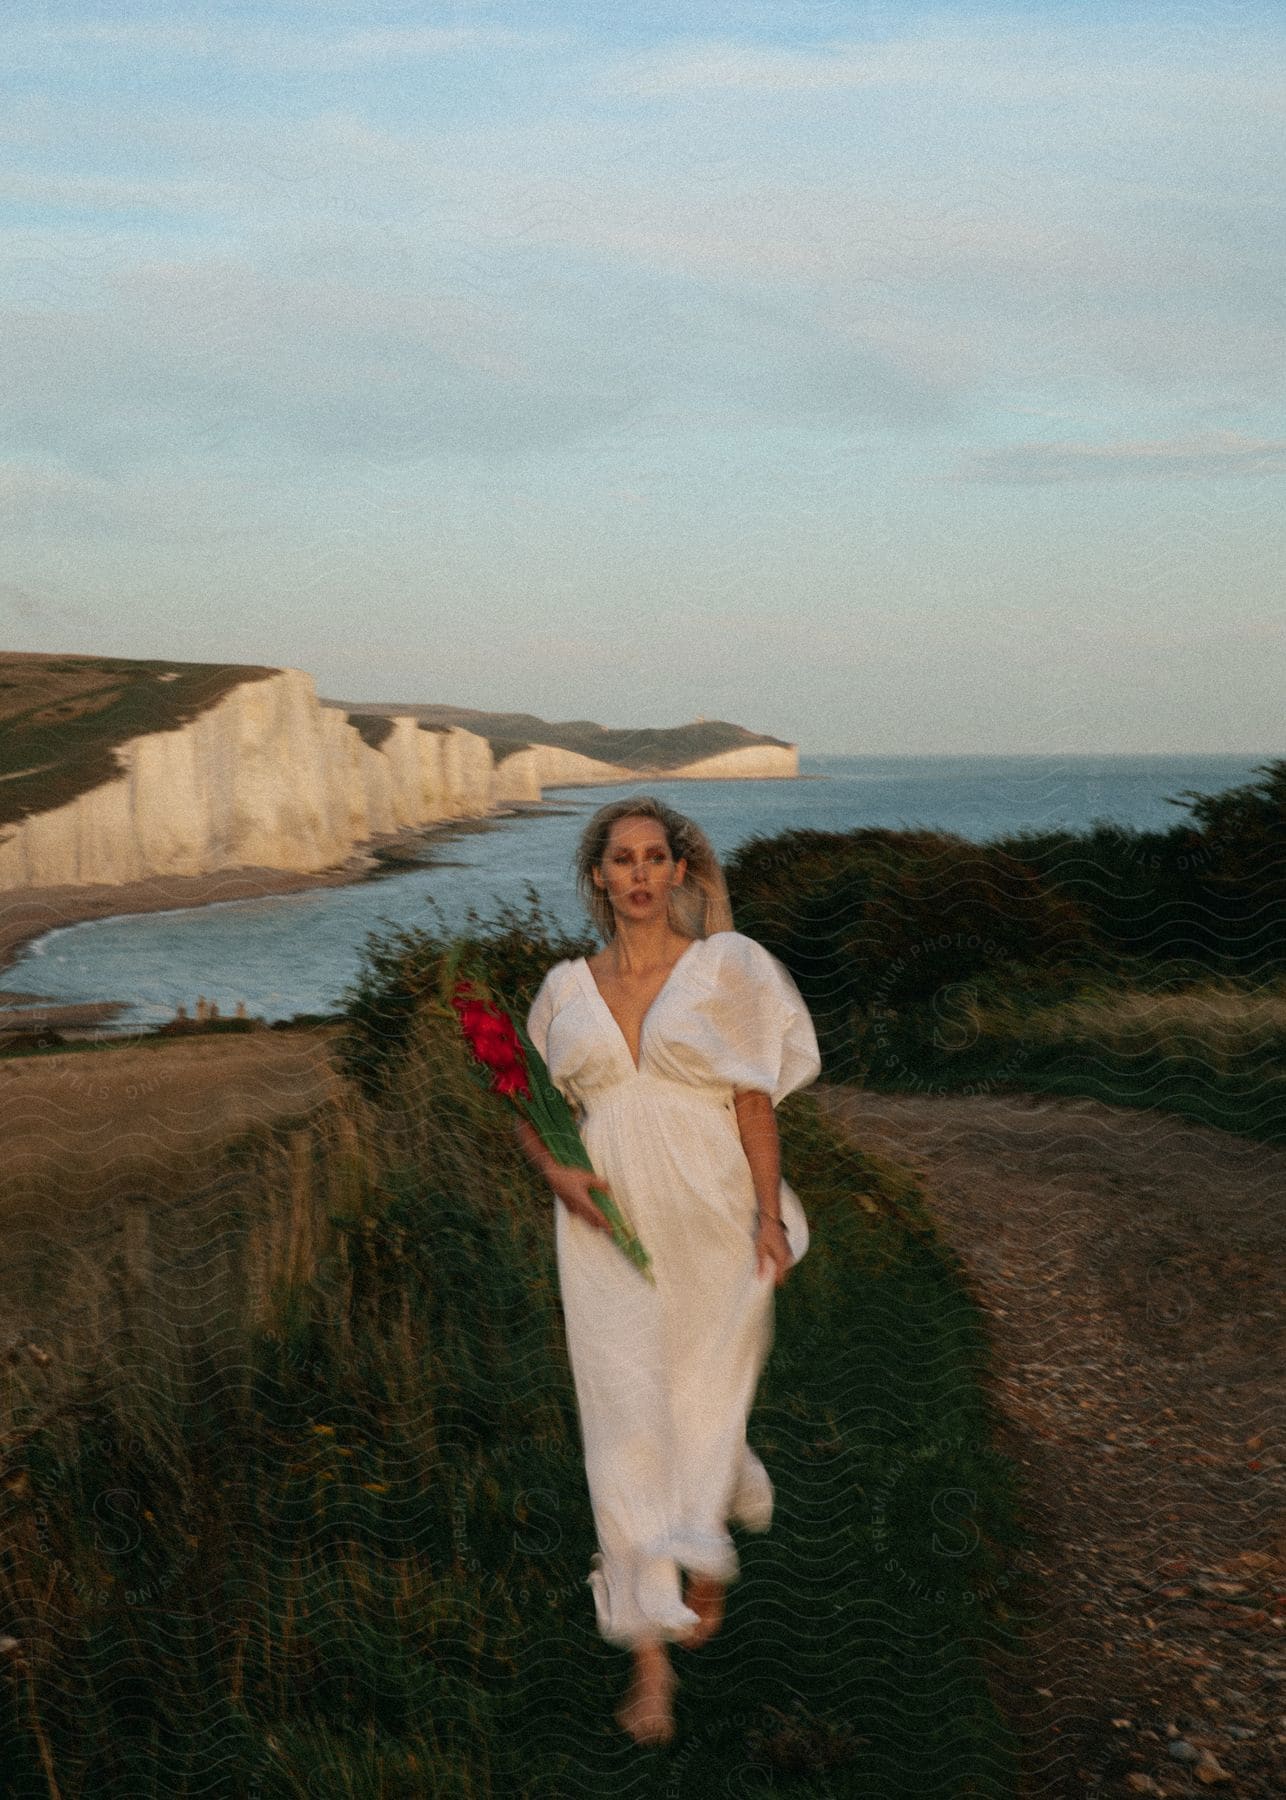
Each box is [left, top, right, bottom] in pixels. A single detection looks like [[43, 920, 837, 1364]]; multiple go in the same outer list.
[[0, 905, 1027, 1796], [319, 698, 793, 769], [0, 653, 281, 830], [725, 760, 1286, 1142]]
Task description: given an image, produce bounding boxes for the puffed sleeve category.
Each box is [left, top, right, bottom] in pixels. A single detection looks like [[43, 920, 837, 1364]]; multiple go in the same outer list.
[[705, 932, 821, 1106], [525, 962, 566, 1067]]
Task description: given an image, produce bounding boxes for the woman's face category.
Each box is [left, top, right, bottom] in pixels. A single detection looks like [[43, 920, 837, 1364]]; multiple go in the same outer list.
[[592, 814, 688, 929]]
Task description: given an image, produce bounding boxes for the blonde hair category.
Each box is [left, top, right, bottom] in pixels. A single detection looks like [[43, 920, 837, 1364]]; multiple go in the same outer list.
[[575, 796, 733, 943]]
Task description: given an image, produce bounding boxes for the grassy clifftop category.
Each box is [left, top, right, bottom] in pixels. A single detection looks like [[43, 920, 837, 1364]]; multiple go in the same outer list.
[[319, 697, 793, 769], [0, 653, 795, 839], [0, 652, 281, 830], [0, 907, 1024, 1795]]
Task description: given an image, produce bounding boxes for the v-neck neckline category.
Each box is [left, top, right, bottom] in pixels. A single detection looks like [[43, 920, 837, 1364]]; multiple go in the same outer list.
[[578, 938, 701, 1073]]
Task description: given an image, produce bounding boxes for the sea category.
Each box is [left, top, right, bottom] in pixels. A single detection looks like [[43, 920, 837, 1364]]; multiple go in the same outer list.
[[0, 752, 1274, 1033]]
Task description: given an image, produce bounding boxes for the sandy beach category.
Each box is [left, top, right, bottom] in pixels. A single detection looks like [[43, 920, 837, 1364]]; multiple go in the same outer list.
[[0, 817, 489, 1027], [0, 863, 370, 973], [0, 805, 566, 1030], [0, 865, 378, 1028]]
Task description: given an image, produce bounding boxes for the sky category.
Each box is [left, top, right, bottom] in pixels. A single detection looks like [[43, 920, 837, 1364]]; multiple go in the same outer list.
[[2, 1, 1283, 754]]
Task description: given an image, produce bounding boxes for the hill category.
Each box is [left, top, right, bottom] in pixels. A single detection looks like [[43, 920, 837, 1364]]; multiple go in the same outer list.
[[0, 654, 799, 895], [318, 698, 792, 770], [0, 652, 279, 829]]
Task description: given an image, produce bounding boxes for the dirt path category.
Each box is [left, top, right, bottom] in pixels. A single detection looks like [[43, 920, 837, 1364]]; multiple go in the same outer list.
[[814, 1085, 1286, 1800]]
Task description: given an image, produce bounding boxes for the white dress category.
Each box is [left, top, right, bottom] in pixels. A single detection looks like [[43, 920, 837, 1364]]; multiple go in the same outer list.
[[525, 929, 821, 1648]]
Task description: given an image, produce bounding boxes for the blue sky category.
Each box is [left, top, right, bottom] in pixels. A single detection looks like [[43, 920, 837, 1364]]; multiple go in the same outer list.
[[2, 1, 1282, 753]]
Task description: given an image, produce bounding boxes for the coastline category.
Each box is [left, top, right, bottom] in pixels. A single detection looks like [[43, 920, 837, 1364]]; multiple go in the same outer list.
[[0, 807, 557, 1026], [0, 772, 808, 1031], [0, 865, 378, 1027], [0, 766, 808, 991]]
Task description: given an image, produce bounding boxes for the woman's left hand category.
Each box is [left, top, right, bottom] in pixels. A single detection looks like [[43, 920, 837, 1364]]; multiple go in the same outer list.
[[755, 1217, 795, 1287]]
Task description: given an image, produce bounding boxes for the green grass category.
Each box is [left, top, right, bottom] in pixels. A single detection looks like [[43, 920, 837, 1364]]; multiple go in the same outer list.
[[720, 760, 1286, 1146], [859, 971, 1286, 1146], [315, 700, 793, 770], [0, 654, 284, 830], [0, 1007, 1032, 1798], [1002, 1058, 1286, 1141]]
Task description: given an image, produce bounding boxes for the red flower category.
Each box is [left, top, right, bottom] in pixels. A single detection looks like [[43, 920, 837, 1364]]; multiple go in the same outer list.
[[457, 1001, 521, 1070], [451, 981, 529, 1091], [443, 961, 654, 1284]]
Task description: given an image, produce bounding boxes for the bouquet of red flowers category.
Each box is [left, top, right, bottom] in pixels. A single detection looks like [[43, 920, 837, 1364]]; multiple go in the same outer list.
[[444, 957, 655, 1285]]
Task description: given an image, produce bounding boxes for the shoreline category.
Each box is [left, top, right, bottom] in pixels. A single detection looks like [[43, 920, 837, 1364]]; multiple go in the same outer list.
[[0, 772, 818, 1030], [0, 806, 562, 1026], [0, 864, 383, 1028]]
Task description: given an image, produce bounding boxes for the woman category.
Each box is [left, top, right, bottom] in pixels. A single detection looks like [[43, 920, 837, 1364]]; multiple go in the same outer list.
[[517, 797, 820, 1746]]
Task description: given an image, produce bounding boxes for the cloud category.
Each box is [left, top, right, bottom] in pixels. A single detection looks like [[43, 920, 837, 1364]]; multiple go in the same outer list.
[[608, 25, 1286, 110], [1081, 615, 1286, 653], [2, 12, 1283, 504], [610, 41, 895, 97], [0, 253, 645, 467], [0, 577, 97, 628], [954, 433, 1286, 484], [0, 462, 119, 526], [3, 18, 550, 72], [0, 169, 236, 217]]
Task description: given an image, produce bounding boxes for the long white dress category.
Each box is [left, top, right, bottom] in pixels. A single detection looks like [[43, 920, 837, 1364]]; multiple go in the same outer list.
[[525, 929, 821, 1649]]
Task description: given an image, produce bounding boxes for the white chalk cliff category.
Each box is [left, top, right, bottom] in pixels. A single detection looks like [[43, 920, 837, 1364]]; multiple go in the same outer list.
[[0, 668, 797, 889], [499, 744, 638, 795]]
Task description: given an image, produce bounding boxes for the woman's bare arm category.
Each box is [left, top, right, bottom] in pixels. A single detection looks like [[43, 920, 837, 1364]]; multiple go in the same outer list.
[[514, 1117, 558, 1182], [732, 1089, 782, 1226], [513, 1118, 614, 1233]]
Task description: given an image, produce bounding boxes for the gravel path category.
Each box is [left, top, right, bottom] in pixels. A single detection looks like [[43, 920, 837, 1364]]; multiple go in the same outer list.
[[814, 1086, 1286, 1800]]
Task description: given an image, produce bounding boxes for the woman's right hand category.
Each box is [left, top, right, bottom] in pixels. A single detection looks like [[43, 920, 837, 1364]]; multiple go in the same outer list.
[[546, 1163, 615, 1234]]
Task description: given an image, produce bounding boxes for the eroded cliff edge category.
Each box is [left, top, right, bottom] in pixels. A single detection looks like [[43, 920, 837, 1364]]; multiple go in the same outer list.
[[0, 656, 797, 889]]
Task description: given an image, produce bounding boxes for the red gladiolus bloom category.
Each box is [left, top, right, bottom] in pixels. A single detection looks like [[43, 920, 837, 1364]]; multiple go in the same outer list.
[[443, 961, 654, 1285], [457, 998, 525, 1074]]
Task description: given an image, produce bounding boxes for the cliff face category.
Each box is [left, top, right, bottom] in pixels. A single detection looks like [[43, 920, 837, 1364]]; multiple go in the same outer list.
[[0, 664, 801, 890], [661, 745, 798, 779], [322, 703, 793, 772], [0, 669, 500, 888], [491, 750, 543, 805], [491, 742, 798, 799], [525, 745, 638, 788]]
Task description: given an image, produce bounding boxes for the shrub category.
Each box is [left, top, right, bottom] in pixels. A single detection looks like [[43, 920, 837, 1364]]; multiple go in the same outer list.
[[336, 885, 595, 1100], [726, 827, 1093, 1079], [993, 758, 1286, 976]]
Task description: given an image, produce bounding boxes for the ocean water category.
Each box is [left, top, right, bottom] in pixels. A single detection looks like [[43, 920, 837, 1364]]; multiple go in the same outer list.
[[0, 751, 1274, 1031]]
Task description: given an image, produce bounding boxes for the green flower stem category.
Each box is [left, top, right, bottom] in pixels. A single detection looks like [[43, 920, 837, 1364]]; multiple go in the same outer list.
[[512, 1021, 656, 1285], [442, 955, 656, 1287]]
